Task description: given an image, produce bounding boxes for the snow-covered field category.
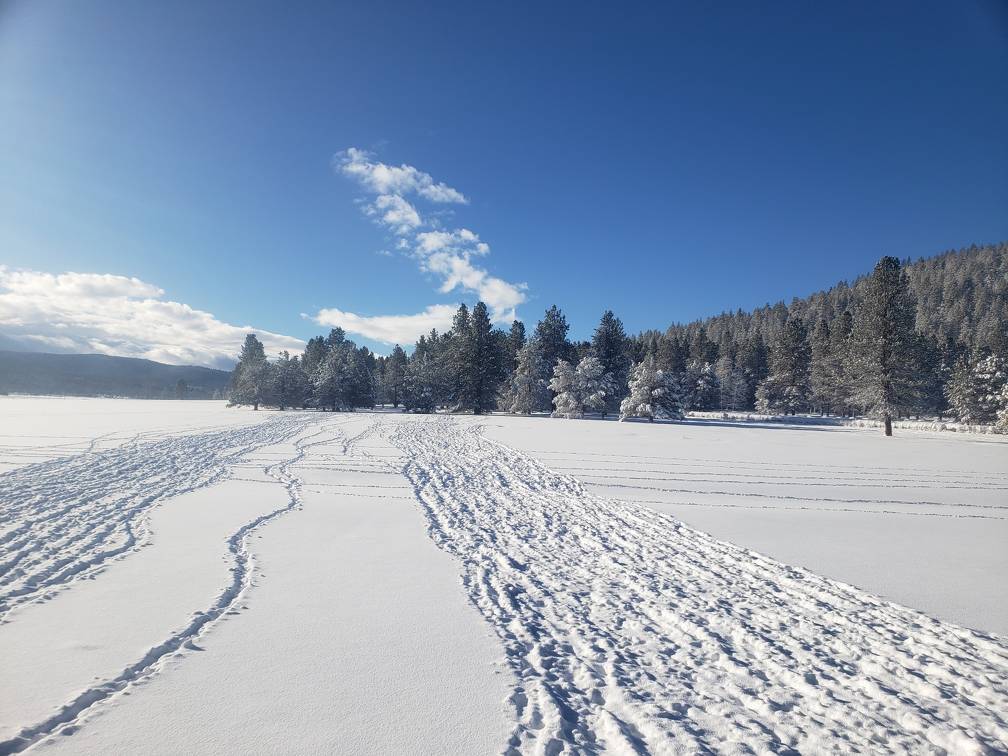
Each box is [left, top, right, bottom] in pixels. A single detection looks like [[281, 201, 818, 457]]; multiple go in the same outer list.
[[1, 398, 1006, 754]]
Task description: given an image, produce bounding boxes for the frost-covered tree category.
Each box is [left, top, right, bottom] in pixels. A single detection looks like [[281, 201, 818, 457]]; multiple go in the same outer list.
[[314, 343, 349, 411], [714, 355, 747, 411], [828, 311, 854, 416], [755, 316, 810, 415], [273, 351, 310, 410], [947, 353, 1007, 425], [619, 355, 685, 422], [809, 318, 833, 414], [402, 352, 437, 413], [848, 256, 920, 435], [507, 340, 551, 414], [686, 359, 719, 411], [506, 320, 526, 372], [549, 355, 615, 419], [534, 305, 573, 387], [384, 344, 408, 407], [230, 333, 272, 410], [591, 310, 632, 413]]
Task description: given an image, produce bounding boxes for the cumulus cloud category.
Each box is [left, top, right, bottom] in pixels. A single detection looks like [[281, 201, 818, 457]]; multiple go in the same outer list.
[[325, 147, 528, 329], [0, 267, 303, 369], [365, 194, 422, 235], [311, 304, 457, 346]]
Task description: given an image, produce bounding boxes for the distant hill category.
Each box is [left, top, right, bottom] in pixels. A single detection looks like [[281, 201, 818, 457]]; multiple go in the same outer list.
[[0, 351, 231, 400]]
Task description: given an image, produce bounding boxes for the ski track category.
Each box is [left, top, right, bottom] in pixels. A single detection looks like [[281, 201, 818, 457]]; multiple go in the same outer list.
[[0, 414, 355, 754], [0, 415, 320, 620], [391, 416, 1008, 755]]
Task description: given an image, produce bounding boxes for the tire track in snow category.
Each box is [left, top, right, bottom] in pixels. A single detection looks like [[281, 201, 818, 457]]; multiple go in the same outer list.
[[0, 418, 345, 754], [0, 415, 316, 619], [392, 416, 1008, 754]]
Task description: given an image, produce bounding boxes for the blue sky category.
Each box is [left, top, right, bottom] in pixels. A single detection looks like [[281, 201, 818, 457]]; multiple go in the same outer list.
[[1, 0, 1006, 366]]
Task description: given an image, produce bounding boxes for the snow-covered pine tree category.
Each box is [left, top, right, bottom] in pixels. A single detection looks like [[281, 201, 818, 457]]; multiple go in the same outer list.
[[466, 302, 506, 414], [714, 355, 747, 411], [534, 306, 573, 397], [508, 340, 551, 414], [809, 318, 833, 414], [384, 344, 407, 407], [996, 382, 1008, 433], [273, 351, 310, 410], [447, 304, 473, 411], [314, 342, 349, 411], [947, 353, 1007, 425], [506, 320, 526, 372], [549, 355, 614, 418], [755, 316, 811, 415], [828, 311, 854, 415], [686, 359, 719, 411], [619, 355, 685, 422], [591, 310, 632, 414], [402, 352, 437, 413], [848, 256, 920, 435], [230, 333, 271, 410], [549, 360, 578, 418]]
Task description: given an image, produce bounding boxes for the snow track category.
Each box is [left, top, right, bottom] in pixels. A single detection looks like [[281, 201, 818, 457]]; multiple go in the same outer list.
[[0, 414, 319, 619], [0, 415, 342, 754], [393, 416, 1008, 754]]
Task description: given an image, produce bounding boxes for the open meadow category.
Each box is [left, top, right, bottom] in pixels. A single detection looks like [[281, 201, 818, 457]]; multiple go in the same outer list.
[[1, 398, 1006, 754]]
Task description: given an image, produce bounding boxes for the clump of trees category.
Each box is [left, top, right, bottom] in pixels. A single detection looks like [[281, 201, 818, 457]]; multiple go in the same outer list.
[[228, 244, 1008, 435]]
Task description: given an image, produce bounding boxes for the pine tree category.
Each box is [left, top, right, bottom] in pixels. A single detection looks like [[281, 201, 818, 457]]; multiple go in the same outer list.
[[591, 310, 632, 414], [466, 302, 506, 414], [848, 257, 920, 435], [385, 344, 407, 407], [686, 359, 719, 411], [447, 304, 473, 410], [755, 316, 811, 415], [506, 320, 526, 371], [619, 355, 685, 422], [947, 353, 1007, 424], [273, 351, 309, 410], [714, 355, 747, 411], [828, 311, 854, 416], [534, 305, 572, 383], [230, 333, 271, 410], [402, 352, 437, 413], [507, 340, 551, 414], [549, 355, 614, 419], [809, 318, 833, 414]]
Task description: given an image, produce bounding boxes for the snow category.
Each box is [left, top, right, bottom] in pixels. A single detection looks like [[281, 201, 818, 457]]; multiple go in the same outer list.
[[1, 400, 1006, 753], [484, 414, 1008, 636]]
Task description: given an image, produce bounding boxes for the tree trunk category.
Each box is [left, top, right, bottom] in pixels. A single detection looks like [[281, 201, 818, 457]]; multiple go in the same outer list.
[[884, 415, 893, 436], [253, 402, 259, 411]]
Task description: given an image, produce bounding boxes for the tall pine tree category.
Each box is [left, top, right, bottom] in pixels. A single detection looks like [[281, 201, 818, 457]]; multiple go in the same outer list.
[[848, 256, 919, 435]]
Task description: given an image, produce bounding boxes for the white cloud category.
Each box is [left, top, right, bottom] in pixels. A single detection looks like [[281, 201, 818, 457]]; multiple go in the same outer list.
[[0, 267, 303, 369], [425, 252, 526, 321], [337, 148, 468, 204], [311, 304, 457, 345], [366, 193, 422, 235], [330, 147, 529, 330]]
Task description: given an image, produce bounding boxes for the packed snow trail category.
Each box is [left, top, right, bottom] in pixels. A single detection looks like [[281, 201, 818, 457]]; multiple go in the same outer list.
[[0, 417, 345, 754], [392, 416, 1008, 754], [0, 413, 316, 619]]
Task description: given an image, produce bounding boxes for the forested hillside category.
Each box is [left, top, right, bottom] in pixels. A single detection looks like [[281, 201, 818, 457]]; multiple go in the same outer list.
[[0, 351, 231, 399], [229, 243, 1008, 433]]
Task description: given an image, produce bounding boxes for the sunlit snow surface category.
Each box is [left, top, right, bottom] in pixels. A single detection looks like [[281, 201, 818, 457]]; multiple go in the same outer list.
[[0, 399, 1006, 754]]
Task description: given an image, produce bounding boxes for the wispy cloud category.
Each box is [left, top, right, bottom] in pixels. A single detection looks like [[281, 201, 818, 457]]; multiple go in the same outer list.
[[310, 304, 457, 345], [0, 267, 303, 369], [323, 148, 528, 337], [338, 147, 469, 204]]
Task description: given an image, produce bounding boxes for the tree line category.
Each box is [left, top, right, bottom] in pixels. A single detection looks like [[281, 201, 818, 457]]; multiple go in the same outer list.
[[230, 245, 1008, 435]]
